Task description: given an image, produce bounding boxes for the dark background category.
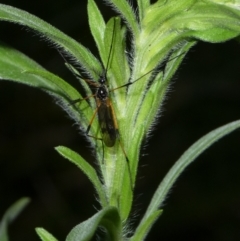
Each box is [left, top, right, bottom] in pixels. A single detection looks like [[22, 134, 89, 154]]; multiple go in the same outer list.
[[1, 1, 240, 240]]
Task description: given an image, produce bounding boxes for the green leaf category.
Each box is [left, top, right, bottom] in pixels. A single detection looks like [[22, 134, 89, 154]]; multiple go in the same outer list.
[[104, 17, 130, 92], [23, 69, 80, 101], [0, 44, 94, 135], [143, 0, 197, 34], [137, 0, 150, 22], [35, 228, 59, 241], [126, 41, 195, 184], [0, 3, 101, 80], [130, 210, 162, 241], [137, 120, 240, 238], [23, 69, 94, 129], [105, 0, 139, 36], [134, 41, 194, 140], [0, 198, 30, 241], [175, 1, 240, 42], [189, 27, 239, 42], [0, 44, 79, 99], [88, 0, 106, 62], [137, 0, 240, 79], [0, 43, 44, 84], [66, 207, 122, 241], [55, 146, 107, 207]]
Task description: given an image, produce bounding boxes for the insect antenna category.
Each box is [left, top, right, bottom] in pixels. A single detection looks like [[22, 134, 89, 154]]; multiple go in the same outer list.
[[102, 17, 117, 82]]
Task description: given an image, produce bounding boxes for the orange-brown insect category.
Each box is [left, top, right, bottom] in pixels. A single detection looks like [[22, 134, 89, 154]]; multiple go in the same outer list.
[[70, 20, 121, 149]]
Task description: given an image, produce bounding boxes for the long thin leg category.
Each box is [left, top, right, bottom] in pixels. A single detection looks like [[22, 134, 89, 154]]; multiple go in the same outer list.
[[84, 104, 105, 166]]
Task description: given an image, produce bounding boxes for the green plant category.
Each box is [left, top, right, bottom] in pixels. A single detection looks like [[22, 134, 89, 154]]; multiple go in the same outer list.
[[0, 0, 240, 240], [0, 198, 30, 241]]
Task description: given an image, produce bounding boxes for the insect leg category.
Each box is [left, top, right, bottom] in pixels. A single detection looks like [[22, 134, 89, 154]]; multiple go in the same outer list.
[[85, 103, 106, 165]]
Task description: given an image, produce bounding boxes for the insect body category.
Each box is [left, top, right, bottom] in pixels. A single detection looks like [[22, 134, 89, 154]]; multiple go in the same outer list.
[[86, 74, 119, 148], [96, 88, 117, 147]]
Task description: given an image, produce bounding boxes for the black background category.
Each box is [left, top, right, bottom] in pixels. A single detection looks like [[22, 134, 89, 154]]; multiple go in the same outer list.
[[1, 1, 240, 241]]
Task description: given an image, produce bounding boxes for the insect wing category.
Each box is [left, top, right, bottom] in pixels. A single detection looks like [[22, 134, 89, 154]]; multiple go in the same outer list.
[[97, 101, 117, 147]]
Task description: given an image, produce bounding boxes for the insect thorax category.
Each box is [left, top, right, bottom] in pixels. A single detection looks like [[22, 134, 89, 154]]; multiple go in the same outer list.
[[97, 85, 109, 101]]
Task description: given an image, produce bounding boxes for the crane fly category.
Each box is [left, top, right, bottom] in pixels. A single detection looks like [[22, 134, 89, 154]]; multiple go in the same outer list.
[[68, 18, 133, 188], [68, 18, 186, 190], [71, 21, 121, 148]]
